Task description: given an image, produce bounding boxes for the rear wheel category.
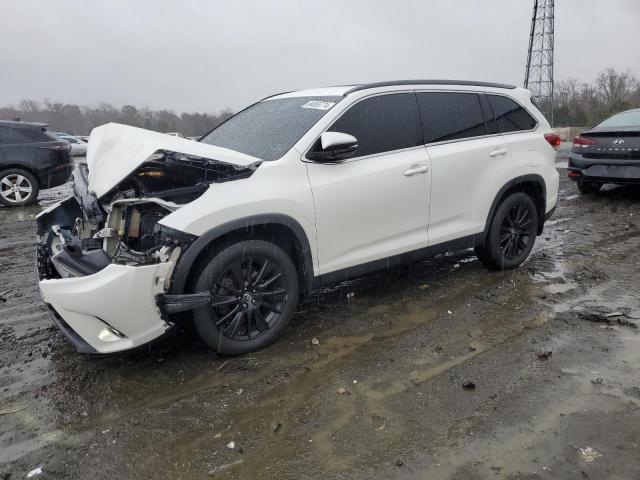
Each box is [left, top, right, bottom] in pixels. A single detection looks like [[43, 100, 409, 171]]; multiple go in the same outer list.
[[475, 192, 539, 271], [192, 240, 299, 355], [577, 178, 603, 194], [0, 169, 39, 207]]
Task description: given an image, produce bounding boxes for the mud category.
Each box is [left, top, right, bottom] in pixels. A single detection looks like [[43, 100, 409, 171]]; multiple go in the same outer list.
[[1, 171, 640, 479]]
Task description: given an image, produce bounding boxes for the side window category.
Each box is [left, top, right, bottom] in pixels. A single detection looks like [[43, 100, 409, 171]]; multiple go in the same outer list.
[[0, 127, 29, 145], [416, 92, 486, 143], [326, 93, 421, 158], [19, 128, 51, 142], [486, 95, 537, 133], [479, 94, 498, 135]]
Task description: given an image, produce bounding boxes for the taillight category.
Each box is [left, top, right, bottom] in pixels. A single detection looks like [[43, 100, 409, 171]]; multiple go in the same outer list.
[[544, 133, 561, 149], [572, 135, 596, 148]]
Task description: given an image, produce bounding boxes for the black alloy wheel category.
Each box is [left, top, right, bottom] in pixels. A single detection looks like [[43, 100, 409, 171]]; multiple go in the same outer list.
[[210, 256, 288, 341], [498, 203, 535, 261], [193, 240, 299, 354], [475, 192, 539, 270]]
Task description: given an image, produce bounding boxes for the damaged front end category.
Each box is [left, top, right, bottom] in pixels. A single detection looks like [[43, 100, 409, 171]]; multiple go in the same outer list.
[[36, 124, 260, 353]]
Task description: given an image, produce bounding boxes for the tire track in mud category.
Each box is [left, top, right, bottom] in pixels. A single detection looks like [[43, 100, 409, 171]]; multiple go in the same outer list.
[[132, 256, 552, 477]]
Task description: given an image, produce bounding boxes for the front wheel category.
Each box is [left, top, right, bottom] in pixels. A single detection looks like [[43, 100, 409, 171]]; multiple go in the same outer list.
[[475, 192, 539, 271], [0, 169, 39, 207], [192, 240, 299, 355]]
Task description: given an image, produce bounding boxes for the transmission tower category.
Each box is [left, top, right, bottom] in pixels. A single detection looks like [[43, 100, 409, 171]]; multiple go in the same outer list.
[[524, 0, 555, 125]]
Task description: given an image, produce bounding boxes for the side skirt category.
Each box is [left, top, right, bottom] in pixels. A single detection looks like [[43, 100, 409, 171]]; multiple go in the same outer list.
[[311, 234, 482, 290]]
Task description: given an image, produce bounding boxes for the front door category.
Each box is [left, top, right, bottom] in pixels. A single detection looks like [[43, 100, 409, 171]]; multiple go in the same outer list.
[[306, 92, 431, 275]]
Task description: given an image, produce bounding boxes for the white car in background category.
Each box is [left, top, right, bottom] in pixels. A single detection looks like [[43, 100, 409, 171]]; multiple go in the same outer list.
[[36, 80, 559, 355], [56, 132, 87, 156]]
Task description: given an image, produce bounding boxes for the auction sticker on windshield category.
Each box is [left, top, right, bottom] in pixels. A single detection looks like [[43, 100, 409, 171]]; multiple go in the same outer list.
[[301, 100, 335, 110]]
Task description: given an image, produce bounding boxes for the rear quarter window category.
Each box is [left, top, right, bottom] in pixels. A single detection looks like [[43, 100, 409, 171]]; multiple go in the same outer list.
[[0, 126, 29, 144], [22, 128, 57, 142], [487, 95, 537, 133], [0, 126, 54, 144]]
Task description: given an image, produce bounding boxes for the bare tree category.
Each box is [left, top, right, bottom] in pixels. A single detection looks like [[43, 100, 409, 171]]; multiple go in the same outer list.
[[553, 68, 640, 126], [596, 68, 638, 113]]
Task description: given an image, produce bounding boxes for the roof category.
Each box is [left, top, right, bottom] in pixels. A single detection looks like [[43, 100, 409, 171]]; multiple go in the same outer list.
[[0, 120, 49, 128], [265, 80, 518, 101]]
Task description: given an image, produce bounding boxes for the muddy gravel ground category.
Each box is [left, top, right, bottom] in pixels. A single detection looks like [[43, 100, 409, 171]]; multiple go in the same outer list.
[[2, 171, 640, 479]]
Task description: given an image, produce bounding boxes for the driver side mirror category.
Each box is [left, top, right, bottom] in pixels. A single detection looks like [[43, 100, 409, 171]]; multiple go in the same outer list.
[[308, 131, 358, 162]]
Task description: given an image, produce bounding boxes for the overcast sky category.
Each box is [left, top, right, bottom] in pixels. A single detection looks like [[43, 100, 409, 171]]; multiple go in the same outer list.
[[1, 0, 638, 113]]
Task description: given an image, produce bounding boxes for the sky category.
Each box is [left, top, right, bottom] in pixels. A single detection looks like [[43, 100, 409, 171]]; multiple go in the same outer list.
[[1, 0, 639, 113]]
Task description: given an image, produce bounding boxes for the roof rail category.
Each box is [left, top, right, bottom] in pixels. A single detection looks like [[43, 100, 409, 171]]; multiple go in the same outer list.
[[344, 80, 517, 96], [0, 120, 49, 128]]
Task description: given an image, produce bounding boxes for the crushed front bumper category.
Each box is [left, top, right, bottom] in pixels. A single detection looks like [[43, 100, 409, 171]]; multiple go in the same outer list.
[[39, 262, 175, 354]]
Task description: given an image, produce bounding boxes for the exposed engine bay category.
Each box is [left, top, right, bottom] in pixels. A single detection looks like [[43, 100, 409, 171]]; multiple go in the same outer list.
[[37, 150, 258, 280]]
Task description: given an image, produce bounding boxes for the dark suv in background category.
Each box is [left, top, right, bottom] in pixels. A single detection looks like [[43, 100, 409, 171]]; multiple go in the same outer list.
[[0, 120, 73, 206]]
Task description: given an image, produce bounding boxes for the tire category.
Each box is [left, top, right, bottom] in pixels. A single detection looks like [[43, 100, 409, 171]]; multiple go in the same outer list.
[[192, 240, 299, 355], [0, 169, 39, 207], [475, 192, 539, 271], [577, 179, 603, 194]]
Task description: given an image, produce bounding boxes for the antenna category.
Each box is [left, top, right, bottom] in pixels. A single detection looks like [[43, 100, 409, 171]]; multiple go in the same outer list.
[[524, 0, 555, 125]]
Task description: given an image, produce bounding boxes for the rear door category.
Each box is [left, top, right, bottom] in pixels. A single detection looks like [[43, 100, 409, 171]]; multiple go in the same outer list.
[[421, 91, 541, 246], [0, 127, 7, 164], [306, 92, 431, 275], [0, 126, 34, 165], [419, 91, 510, 245]]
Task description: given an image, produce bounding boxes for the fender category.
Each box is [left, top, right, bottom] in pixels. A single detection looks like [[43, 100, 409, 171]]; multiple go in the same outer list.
[[169, 214, 315, 296], [482, 174, 547, 239]]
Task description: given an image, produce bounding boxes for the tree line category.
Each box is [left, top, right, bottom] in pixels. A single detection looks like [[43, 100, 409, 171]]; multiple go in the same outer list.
[[554, 68, 640, 127], [0, 101, 234, 137], [1, 68, 639, 134]]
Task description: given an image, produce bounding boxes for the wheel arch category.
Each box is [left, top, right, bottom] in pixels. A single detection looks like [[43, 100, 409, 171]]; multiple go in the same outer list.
[[482, 174, 547, 240], [0, 163, 38, 178], [169, 214, 315, 299]]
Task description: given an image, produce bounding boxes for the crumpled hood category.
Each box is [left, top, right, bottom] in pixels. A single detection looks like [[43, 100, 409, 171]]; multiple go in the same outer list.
[[87, 123, 260, 198]]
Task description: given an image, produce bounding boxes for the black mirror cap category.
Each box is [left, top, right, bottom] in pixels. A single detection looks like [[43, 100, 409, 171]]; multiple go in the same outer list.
[[308, 142, 358, 163]]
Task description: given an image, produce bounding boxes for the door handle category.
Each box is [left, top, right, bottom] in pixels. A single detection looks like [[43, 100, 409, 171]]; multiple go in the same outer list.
[[489, 148, 508, 157], [404, 165, 430, 176]]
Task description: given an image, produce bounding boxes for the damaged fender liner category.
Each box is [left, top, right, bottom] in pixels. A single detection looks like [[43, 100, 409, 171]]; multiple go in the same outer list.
[[157, 292, 212, 315]]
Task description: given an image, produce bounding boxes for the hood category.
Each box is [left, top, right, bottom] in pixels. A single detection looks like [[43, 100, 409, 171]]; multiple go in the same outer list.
[[87, 123, 260, 198]]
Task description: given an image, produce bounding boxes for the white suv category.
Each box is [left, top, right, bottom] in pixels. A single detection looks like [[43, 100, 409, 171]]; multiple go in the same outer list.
[[36, 80, 560, 355]]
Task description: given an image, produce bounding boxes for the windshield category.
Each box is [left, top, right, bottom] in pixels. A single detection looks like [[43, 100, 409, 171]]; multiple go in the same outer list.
[[200, 96, 341, 161], [597, 110, 640, 128]]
